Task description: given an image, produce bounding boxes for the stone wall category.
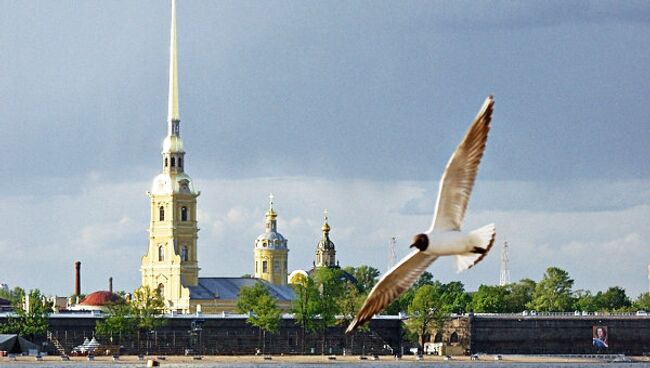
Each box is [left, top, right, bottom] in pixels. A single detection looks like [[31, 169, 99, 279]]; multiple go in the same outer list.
[[470, 314, 650, 355], [0, 313, 402, 356]]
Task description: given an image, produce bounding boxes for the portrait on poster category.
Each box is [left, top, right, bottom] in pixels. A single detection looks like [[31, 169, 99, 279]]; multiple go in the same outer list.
[[592, 325, 608, 349]]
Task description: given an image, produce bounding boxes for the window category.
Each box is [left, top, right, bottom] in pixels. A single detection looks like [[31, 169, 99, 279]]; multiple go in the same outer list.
[[171, 157, 176, 167], [164, 157, 168, 167], [181, 246, 188, 262], [449, 331, 459, 344], [159, 206, 165, 221], [158, 245, 164, 262], [273, 260, 280, 272], [178, 157, 183, 167], [262, 261, 268, 273], [158, 283, 165, 297], [181, 206, 188, 221]]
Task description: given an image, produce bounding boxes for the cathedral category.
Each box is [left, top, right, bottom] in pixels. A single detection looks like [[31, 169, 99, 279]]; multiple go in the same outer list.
[[139, 1, 350, 314], [139, 0, 294, 314]]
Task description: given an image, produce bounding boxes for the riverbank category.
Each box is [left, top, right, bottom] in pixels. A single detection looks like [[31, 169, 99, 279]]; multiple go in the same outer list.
[[3, 354, 650, 364]]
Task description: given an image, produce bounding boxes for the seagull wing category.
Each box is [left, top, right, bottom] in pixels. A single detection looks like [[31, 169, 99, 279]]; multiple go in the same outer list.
[[346, 250, 438, 333], [427, 96, 494, 232]]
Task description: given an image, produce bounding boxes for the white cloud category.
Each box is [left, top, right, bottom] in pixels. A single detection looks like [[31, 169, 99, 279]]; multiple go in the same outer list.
[[0, 176, 648, 298]]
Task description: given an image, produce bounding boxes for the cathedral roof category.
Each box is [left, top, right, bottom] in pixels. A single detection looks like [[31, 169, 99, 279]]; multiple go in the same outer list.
[[151, 172, 195, 195], [188, 277, 294, 301], [79, 291, 121, 307], [256, 231, 287, 246]]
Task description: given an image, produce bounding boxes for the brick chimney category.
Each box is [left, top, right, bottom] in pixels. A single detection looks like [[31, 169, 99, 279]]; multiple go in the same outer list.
[[74, 261, 81, 296]]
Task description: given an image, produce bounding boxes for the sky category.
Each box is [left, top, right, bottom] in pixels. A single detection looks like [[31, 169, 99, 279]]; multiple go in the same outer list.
[[0, 1, 649, 299]]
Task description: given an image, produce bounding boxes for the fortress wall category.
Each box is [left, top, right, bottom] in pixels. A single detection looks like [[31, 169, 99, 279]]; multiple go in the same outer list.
[[470, 315, 650, 355]]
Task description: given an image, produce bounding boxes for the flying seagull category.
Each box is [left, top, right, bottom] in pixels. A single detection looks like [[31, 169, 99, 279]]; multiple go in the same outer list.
[[346, 96, 496, 333]]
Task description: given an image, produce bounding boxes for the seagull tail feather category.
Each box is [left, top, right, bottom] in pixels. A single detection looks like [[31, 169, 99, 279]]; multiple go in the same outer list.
[[455, 224, 496, 273]]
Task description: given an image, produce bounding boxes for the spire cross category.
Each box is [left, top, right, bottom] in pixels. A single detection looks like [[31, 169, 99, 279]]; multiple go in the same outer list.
[[269, 193, 274, 210], [323, 209, 329, 222]]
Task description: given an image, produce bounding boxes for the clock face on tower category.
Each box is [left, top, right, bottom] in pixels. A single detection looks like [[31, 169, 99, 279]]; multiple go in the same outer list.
[[179, 179, 190, 193]]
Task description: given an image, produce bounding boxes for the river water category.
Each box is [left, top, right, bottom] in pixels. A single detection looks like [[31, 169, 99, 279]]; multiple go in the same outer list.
[[2, 364, 645, 368]]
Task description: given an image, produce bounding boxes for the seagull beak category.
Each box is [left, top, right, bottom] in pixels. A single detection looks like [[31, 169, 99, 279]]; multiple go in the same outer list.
[[409, 233, 429, 251]]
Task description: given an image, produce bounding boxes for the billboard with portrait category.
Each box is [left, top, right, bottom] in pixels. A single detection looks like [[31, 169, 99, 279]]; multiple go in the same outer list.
[[592, 325, 608, 349]]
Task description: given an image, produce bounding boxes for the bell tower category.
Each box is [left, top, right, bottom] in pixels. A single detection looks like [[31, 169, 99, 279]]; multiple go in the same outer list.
[[140, 0, 199, 312], [254, 194, 289, 286], [315, 209, 337, 268]]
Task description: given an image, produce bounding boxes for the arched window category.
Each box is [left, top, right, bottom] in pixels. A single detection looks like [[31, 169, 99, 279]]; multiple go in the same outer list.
[[158, 283, 165, 297], [178, 157, 183, 167], [158, 245, 164, 262], [171, 157, 176, 167], [181, 206, 188, 221], [449, 331, 459, 344], [164, 157, 168, 167], [181, 246, 188, 262], [159, 206, 165, 221], [262, 261, 268, 273], [434, 333, 442, 343]]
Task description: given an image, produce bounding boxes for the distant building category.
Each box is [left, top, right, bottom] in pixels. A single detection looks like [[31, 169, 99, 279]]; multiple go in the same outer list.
[[66, 291, 122, 312], [289, 211, 356, 285], [315, 210, 337, 268], [139, 1, 292, 313], [253, 195, 289, 286]]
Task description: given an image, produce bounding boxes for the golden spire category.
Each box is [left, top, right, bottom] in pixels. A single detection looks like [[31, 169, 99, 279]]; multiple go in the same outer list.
[[167, 0, 180, 133], [266, 193, 277, 219], [321, 209, 330, 232]]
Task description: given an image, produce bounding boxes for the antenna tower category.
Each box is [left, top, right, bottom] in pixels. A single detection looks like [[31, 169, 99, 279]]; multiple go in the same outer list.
[[499, 241, 511, 286], [388, 237, 397, 271]]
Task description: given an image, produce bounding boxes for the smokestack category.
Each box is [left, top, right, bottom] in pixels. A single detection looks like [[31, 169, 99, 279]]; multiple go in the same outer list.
[[74, 261, 81, 296], [109, 277, 113, 293]]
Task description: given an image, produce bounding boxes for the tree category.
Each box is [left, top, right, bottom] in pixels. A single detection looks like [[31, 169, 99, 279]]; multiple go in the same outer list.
[[595, 287, 631, 311], [343, 265, 380, 293], [528, 267, 574, 311], [405, 284, 447, 352], [439, 281, 471, 314], [237, 284, 281, 354], [290, 275, 320, 353], [504, 279, 536, 312], [0, 289, 52, 340], [471, 285, 509, 313], [573, 290, 598, 312], [95, 300, 136, 344], [336, 281, 367, 353], [0, 286, 25, 303], [130, 285, 166, 353], [633, 292, 650, 311], [312, 268, 344, 354]]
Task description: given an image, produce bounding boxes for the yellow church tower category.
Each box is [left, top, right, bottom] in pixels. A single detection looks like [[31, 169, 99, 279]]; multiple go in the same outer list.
[[140, 0, 199, 312], [315, 209, 337, 268], [254, 194, 289, 286]]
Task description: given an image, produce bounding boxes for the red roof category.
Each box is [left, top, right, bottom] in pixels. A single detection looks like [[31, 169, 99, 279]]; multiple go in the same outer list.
[[79, 291, 121, 306]]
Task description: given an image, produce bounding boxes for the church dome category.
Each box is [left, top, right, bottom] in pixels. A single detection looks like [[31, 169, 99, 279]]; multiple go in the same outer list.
[[255, 228, 288, 249], [151, 172, 195, 195], [162, 135, 184, 153], [255, 194, 288, 250], [79, 291, 121, 307]]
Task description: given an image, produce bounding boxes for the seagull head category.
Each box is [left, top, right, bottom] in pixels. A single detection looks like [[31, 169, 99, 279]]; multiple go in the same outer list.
[[410, 233, 429, 252]]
